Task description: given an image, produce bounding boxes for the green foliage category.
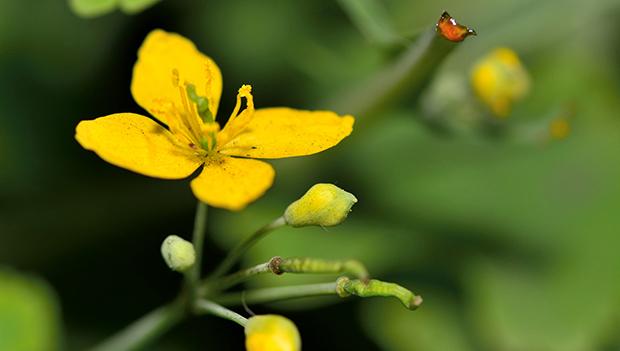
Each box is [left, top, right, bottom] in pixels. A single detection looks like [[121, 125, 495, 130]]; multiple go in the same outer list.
[[362, 292, 474, 351], [2, 0, 620, 349], [69, 0, 160, 17], [0, 268, 62, 351]]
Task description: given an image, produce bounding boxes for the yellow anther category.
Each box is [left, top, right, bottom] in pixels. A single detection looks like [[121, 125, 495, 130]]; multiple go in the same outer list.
[[201, 122, 220, 135], [238, 84, 254, 108], [203, 62, 213, 89], [238, 84, 252, 96]]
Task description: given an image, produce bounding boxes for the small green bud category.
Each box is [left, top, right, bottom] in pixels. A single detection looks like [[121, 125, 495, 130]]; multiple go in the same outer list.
[[284, 183, 357, 227], [160, 235, 195, 272]]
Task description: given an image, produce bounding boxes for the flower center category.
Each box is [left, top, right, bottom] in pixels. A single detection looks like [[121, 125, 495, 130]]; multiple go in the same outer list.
[[169, 69, 219, 156]]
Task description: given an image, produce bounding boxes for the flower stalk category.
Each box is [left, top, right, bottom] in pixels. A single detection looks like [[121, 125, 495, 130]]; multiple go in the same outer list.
[[207, 217, 287, 280], [194, 299, 248, 327], [89, 300, 185, 351], [214, 276, 423, 310], [185, 202, 208, 297], [215, 282, 339, 306], [206, 256, 369, 294]]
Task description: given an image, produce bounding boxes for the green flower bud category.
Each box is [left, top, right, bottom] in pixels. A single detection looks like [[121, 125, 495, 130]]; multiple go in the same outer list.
[[160, 235, 195, 272], [284, 183, 357, 227], [245, 315, 301, 351]]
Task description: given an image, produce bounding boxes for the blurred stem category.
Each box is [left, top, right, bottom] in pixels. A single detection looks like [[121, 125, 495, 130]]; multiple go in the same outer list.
[[89, 300, 185, 351], [207, 217, 286, 280], [186, 202, 208, 295], [337, 0, 406, 47], [214, 282, 338, 306], [329, 28, 458, 120], [194, 299, 248, 327]]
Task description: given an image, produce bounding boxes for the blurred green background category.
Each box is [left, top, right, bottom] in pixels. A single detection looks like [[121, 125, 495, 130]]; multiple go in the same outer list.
[[2, 0, 620, 350]]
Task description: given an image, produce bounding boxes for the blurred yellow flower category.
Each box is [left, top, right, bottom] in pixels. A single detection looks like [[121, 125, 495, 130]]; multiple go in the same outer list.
[[470, 48, 530, 117], [75, 30, 354, 210], [549, 117, 570, 140], [245, 315, 301, 351]]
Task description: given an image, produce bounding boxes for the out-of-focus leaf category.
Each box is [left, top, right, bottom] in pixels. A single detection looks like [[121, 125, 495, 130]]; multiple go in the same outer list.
[[341, 47, 620, 350], [119, 0, 160, 14], [464, 255, 620, 351], [337, 0, 406, 47], [0, 267, 62, 351], [69, 0, 116, 18], [362, 291, 474, 351], [68, 0, 159, 17]]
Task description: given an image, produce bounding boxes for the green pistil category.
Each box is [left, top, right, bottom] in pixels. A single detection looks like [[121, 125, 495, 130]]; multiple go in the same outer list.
[[199, 132, 218, 153], [199, 138, 211, 152], [186, 84, 214, 123]]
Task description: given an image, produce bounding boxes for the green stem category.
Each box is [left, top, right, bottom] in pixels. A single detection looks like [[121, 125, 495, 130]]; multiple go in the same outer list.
[[337, 0, 406, 47], [208, 262, 273, 293], [215, 282, 338, 306], [208, 217, 286, 280], [186, 202, 208, 293], [89, 301, 185, 351], [213, 277, 422, 311], [328, 28, 458, 120], [204, 257, 369, 295], [194, 299, 248, 327]]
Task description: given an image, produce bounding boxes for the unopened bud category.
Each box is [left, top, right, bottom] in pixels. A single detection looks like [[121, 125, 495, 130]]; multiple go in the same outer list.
[[245, 315, 301, 351], [160, 235, 195, 272], [284, 183, 357, 228]]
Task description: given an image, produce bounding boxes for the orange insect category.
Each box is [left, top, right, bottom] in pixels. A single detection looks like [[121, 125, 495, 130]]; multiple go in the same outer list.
[[436, 11, 477, 42]]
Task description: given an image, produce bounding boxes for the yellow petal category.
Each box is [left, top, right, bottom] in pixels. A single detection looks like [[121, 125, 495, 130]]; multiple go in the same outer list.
[[131, 29, 223, 124], [75, 113, 202, 179], [218, 108, 354, 159], [190, 156, 274, 210]]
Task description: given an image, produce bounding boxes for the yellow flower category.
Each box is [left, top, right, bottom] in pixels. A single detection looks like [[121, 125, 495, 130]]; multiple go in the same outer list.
[[549, 117, 570, 140], [470, 48, 530, 118], [75, 30, 354, 210], [245, 315, 301, 351]]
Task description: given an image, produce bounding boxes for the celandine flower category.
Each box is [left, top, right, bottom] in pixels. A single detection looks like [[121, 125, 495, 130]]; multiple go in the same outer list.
[[76, 30, 354, 210]]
